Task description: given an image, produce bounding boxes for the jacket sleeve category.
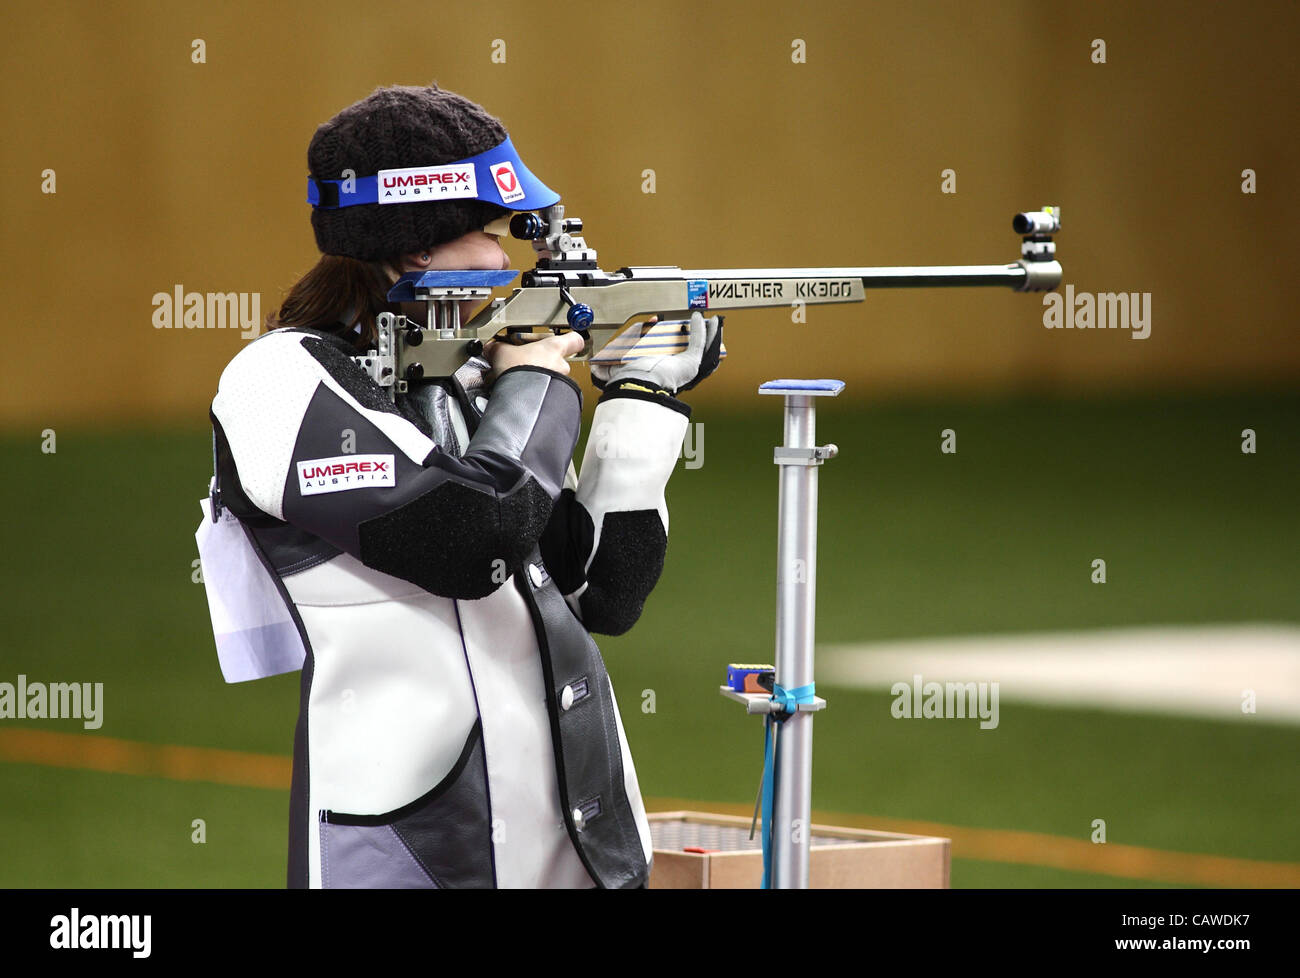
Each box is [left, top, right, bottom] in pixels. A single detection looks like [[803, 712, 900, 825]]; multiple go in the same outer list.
[[539, 385, 690, 635], [210, 329, 581, 600]]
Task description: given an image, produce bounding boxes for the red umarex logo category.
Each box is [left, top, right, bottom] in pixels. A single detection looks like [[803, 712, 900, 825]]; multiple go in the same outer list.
[[377, 164, 478, 204], [491, 160, 526, 204], [296, 454, 396, 495]]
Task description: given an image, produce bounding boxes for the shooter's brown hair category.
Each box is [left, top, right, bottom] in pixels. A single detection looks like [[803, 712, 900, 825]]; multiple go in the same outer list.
[[265, 254, 402, 352]]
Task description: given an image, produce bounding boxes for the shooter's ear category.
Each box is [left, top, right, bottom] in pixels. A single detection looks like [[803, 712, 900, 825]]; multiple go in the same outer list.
[[393, 250, 435, 275]]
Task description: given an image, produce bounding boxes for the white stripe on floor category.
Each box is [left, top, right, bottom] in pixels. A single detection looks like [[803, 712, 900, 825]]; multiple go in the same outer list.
[[819, 623, 1300, 723]]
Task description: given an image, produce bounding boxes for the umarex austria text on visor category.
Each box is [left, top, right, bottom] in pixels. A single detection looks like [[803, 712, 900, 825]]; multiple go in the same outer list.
[[306, 136, 559, 211]]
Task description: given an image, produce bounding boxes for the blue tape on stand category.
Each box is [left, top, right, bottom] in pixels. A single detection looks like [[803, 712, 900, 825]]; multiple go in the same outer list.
[[761, 716, 778, 888], [760, 681, 817, 889]]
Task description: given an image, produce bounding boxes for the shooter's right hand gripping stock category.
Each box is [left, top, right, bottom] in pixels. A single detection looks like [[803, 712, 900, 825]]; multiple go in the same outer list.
[[353, 205, 1062, 394]]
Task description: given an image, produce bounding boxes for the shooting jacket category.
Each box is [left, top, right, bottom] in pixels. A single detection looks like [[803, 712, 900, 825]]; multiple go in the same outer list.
[[197, 326, 689, 888]]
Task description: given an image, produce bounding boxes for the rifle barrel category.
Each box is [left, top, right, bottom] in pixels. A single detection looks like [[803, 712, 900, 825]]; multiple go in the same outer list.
[[677, 263, 1030, 289]]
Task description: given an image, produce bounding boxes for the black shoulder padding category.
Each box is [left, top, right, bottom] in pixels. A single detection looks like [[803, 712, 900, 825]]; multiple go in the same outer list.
[[300, 333, 433, 439], [357, 476, 554, 600], [577, 510, 667, 635], [538, 488, 596, 595]]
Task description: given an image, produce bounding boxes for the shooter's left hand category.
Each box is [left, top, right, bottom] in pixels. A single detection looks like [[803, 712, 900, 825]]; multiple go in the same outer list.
[[590, 311, 724, 395]]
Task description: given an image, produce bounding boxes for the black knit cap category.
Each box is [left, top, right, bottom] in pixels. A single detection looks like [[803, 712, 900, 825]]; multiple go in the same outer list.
[[308, 83, 514, 261]]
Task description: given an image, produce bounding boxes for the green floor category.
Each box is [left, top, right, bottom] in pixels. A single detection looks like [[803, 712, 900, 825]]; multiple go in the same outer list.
[[1, 392, 1296, 887]]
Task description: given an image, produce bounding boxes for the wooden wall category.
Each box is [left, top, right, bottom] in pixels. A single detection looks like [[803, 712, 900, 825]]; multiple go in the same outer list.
[[3, 0, 1295, 426]]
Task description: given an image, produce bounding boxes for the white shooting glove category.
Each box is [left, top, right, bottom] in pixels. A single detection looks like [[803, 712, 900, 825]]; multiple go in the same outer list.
[[589, 311, 723, 395]]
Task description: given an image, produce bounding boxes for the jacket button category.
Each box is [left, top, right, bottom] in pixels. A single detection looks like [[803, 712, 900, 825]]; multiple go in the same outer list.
[[560, 685, 575, 710], [528, 562, 547, 588], [572, 807, 586, 831]]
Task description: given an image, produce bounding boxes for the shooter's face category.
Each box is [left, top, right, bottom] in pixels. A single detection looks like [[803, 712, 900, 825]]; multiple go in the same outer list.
[[418, 230, 511, 273]]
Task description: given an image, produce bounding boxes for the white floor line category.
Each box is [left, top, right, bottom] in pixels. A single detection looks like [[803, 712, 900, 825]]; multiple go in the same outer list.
[[819, 623, 1300, 724]]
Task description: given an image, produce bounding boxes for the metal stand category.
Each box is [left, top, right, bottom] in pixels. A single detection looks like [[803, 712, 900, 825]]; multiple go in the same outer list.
[[721, 378, 842, 888]]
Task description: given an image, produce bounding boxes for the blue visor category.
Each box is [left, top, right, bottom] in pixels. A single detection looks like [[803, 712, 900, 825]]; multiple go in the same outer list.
[[307, 135, 559, 211]]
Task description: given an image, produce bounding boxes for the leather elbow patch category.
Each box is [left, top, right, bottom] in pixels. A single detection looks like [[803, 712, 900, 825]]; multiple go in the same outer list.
[[538, 489, 596, 596], [357, 476, 553, 599], [577, 510, 667, 636]]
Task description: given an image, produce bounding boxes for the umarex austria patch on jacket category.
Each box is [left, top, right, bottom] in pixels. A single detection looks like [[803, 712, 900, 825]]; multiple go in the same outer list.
[[297, 454, 395, 495]]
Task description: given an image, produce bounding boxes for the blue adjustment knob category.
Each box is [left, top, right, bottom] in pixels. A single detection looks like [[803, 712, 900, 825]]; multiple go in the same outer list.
[[567, 303, 594, 333]]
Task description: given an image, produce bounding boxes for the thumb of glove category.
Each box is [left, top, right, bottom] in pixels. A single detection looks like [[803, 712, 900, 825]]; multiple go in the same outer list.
[[685, 310, 707, 361]]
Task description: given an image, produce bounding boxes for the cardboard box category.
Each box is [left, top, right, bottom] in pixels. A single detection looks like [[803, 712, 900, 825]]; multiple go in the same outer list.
[[647, 811, 951, 888]]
